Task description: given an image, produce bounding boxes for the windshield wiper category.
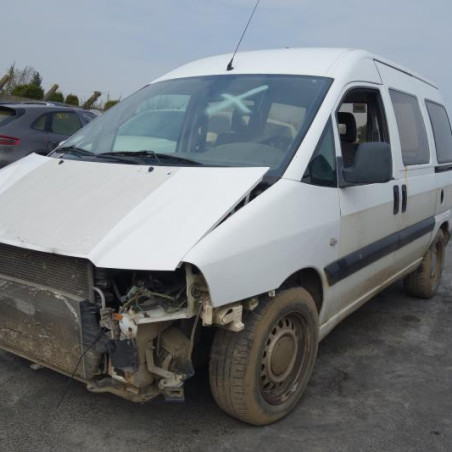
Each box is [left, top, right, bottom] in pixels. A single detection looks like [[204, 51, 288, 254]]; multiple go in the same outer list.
[[99, 150, 202, 166], [56, 146, 138, 164], [99, 150, 162, 164], [55, 145, 94, 159], [156, 153, 203, 166]]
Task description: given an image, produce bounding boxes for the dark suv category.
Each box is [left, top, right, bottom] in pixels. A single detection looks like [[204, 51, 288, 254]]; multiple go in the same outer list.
[[0, 104, 96, 168]]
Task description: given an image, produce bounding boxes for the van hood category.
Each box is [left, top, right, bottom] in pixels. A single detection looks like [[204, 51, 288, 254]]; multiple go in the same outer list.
[[0, 154, 267, 270]]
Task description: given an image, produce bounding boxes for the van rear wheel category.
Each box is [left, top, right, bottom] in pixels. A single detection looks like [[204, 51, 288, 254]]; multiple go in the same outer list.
[[403, 229, 446, 299], [209, 288, 319, 425]]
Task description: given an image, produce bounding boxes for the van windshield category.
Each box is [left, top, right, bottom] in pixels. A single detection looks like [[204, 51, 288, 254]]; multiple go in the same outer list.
[[60, 75, 331, 176]]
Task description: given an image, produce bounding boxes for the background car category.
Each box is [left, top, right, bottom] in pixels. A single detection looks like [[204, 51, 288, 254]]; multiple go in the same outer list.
[[0, 104, 96, 168]]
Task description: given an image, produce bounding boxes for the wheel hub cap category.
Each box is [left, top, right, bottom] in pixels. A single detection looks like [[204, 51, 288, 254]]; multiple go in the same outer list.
[[268, 331, 297, 382], [260, 314, 306, 404]]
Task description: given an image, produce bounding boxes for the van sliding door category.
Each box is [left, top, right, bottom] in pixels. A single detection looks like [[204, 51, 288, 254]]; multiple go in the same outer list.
[[376, 61, 436, 274]]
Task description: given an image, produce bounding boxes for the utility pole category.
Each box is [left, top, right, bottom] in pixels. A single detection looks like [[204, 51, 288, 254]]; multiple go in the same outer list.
[[83, 91, 101, 109], [44, 84, 59, 100]]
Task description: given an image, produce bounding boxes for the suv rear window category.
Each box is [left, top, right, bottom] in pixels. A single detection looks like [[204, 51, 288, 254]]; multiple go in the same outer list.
[[425, 100, 452, 164], [0, 107, 17, 126]]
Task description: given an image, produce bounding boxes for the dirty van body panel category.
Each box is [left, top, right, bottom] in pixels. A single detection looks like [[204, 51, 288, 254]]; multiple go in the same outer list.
[[392, 168, 436, 271], [435, 170, 452, 228], [0, 154, 268, 270], [331, 183, 399, 316], [185, 179, 340, 314]]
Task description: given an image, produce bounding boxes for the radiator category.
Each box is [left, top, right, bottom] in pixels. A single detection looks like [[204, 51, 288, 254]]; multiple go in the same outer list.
[[0, 243, 96, 378]]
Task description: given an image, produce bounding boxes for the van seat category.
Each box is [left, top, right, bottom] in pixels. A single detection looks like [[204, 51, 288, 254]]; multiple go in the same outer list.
[[337, 112, 357, 166]]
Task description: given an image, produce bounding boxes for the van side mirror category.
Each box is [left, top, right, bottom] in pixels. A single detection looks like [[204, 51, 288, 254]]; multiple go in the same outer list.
[[338, 142, 392, 187]]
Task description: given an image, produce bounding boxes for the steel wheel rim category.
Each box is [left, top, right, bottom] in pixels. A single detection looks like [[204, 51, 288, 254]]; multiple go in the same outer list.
[[259, 312, 309, 405]]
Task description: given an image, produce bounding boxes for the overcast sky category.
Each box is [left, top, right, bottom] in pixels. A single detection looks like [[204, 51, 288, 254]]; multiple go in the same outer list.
[[2, 0, 452, 108]]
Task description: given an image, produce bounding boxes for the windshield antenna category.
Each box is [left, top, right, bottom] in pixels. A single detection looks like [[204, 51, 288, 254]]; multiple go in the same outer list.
[[226, 0, 262, 71]]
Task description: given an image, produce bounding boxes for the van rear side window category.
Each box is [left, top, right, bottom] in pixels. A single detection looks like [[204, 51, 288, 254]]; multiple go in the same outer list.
[[389, 89, 429, 165], [425, 100, 452, 164]]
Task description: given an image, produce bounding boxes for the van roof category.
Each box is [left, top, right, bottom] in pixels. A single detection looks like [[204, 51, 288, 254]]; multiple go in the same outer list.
[[154, 47, 437, 88]]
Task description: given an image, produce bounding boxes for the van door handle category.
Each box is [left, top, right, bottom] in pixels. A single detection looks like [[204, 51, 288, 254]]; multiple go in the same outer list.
[[393, 185, 400, 215], [401, 184, 407, 213]]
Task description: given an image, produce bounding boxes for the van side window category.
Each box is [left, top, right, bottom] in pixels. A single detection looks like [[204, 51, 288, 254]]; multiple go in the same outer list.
[[389, 90, 429, 165], [302, 119, 336, 187], [425, 100, 452, 164], [336, 89, 389, 168]]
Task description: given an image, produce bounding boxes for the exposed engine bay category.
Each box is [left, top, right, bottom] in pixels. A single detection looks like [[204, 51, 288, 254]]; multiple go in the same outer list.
[[0, 239, 252, 403], [84, 264, 212, 402]]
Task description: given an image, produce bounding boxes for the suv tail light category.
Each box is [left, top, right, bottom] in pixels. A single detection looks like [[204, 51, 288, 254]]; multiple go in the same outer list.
[[0, 135, 21, 146]]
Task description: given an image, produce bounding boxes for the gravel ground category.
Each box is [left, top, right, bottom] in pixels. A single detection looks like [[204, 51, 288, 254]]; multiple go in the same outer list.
[[0, 249, 451, 452]]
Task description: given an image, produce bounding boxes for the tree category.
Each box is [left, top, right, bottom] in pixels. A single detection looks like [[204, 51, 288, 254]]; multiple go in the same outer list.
[[3, 63, 38, 95], [11, 84, 44, 100], [104, 100, 119, 110], [14, 66, 34, 87], [31, 71, 43, 88], [3, 63, 17, 94], [65, 94, 80, 106], [48, 91, 64, 103]]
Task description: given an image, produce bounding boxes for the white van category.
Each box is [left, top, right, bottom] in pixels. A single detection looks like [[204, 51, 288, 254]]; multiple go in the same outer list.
[[0, 48, 451, 425]]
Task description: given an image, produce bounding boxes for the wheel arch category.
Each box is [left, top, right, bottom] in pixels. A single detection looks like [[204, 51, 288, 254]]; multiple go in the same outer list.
[[440, 221, 450, 243], [279, 267, 324, 315]]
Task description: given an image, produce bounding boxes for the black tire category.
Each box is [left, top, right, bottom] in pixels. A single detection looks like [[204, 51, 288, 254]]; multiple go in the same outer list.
[[209, 288, 319, 425], [403, 229, 446, 299]]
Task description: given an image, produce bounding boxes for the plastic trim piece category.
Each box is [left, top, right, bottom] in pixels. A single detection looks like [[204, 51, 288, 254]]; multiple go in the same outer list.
[[324, 216, 435, 285]]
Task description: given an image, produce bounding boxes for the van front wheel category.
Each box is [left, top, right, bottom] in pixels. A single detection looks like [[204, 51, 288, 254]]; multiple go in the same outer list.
[[403, 229, 446, 299], [209, 288, 319, 425]]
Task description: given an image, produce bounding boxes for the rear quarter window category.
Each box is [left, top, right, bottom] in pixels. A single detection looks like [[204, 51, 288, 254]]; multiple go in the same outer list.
[[389, 89, 430, 165], [425, 100, 452, 164], [32, 113, 48, 131]]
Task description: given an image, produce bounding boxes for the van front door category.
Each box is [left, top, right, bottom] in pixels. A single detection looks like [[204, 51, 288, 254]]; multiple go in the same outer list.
[[324, 85, 399, 319]]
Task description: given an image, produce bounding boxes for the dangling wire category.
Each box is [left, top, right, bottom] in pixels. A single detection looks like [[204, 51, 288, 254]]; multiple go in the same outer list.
[[56, 330, 103, 409]]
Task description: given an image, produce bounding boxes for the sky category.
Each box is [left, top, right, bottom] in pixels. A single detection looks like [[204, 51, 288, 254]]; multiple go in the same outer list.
[[2, 0, 452, 108]]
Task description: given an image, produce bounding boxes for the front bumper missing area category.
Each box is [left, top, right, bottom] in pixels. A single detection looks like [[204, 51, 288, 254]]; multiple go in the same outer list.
[[0, 275, 87, 377]]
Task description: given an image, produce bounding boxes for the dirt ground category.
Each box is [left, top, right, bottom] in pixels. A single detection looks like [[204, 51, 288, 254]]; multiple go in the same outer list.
[[1, 250, 451, 452]]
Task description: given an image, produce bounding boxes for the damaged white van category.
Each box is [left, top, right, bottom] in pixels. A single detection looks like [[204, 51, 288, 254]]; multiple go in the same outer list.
[[0, 48, 451, 425]]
